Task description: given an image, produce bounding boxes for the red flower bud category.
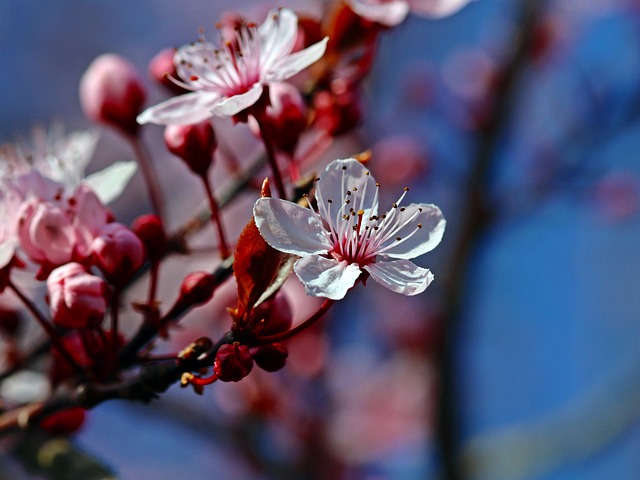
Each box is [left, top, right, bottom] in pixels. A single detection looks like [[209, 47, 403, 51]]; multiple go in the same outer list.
[[214, 343, 253, 382], [178, 271, 217, 307], [40, 408, 86, 435], [91, 223, 145, 285], [164, 121, 216, 176], [252, 293, 292, 336], [251, 343, 288, 372], [131, 214, 167, 261], [47, 263, 108, 329], [79, 54, 147, 135], [313, 83, 362, 136]]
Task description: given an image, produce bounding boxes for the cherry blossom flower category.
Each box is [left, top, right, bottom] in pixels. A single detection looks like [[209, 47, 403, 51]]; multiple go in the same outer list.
[[137, 8, 328, 126], [345, 0, 475, 27], [253, 158, 445, 300]]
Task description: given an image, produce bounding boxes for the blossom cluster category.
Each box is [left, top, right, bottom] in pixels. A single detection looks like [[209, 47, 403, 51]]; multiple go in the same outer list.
[[0, 0, 471, 453]]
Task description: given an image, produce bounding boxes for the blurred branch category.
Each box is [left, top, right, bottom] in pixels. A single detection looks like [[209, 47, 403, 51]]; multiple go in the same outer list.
[[436, 1, 542, 479]]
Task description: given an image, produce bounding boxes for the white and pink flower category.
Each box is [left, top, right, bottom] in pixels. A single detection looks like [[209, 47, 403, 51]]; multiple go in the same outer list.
[[253, 158, 445, 300], [137, 8, 328, 125], [345, 0, 475, 27]]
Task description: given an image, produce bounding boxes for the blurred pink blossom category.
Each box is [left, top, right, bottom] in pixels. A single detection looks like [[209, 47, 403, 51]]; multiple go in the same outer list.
[[345, 0, 475, 27], [137, 8, 328, 125]]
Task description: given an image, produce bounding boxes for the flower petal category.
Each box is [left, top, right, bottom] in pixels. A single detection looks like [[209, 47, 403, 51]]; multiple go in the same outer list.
[[408, 0, 474, 18], [315, 158, 379, 233], [259, 8, 298, 72], [294, 255, 361, 300], [378, 203, 445, 259], [266, 37, 329, 82], [137, 91, 221, 125], [254, 198, 332, 256], [345, 0, 410, 26], [210, 84, 264, 117], [364, 259, 433, 295]]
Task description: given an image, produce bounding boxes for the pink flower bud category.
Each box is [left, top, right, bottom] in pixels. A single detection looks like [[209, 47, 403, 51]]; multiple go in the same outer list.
[[214, 343, 253, 382], [91, 223, 145, 285], [47, 263, 108, 329], [79, 54, 147, 135], [251, 343, 288, 372], [148, 48, 186, 94], [313, 83, 362, 136], [164, 122, 216, 177], [131, 214, 167, 260], [249, 83, 307, 156], [178, 271, 216, 307]]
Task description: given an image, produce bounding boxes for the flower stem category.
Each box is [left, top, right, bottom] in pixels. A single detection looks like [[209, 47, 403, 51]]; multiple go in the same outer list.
[[254, 114, 287, 199], [252, 299, 334, 346], [109, 288, 121, 375], [200, 175, 230, 259], [7, 280, 82, 374], [126, 133, 167, 222]]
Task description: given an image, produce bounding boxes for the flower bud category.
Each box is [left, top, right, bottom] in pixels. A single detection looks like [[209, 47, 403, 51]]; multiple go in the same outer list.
[[249, 83, 307, 156], [214, 343, 253, 382], [177, 271, 216, 307], [313, 83, 362, 136], [47, 263, 108, 329], [252, 293, 293, 336], [164, 121, 216, 177], [148, 48, 186, 93], [91, 223, 145, 285], [131, 214, 167, 261], [251, 343, 288, 372], [79, 54, 147, 135], [40, 408, 86, 435]]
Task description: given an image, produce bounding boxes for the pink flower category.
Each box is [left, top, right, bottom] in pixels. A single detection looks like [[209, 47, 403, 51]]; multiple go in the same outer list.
[[16, 183, 110, 270], [47, 262, 108, 329], [0, 187, 23, 268], [345, 0, 475, 27], [254, 158, 445, 300], [137, 8, 328, 125]]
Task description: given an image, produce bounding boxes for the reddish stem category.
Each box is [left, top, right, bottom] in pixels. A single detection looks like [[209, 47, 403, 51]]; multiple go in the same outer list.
[[200, 175, 230, 259], [7, 280, 82, 374], [254, 114, 287, 199], [126, 133, 167, 222], [253, 298, 334, 345], [109, 288, 121, 374]]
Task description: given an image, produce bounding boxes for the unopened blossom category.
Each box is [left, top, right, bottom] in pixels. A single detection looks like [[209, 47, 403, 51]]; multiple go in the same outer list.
[[91, 223, 145, 284], [47, 262, 108, 329], [137, 8, 328, 125], [345, 0, 475, 27], [254, 158, 445, 300]]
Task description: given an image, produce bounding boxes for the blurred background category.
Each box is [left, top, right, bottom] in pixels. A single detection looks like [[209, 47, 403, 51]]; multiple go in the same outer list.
[[1, 0, 640, 479]]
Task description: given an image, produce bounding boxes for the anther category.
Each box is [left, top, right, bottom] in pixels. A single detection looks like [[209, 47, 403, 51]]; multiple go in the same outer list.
[[327, 199, 333, 203], [392, 203, 398, 208], [190, 75, 199, 81], [342, 166, 347, 170], [400, 207, 406, 212], [396, 236, 401, 241], [404, 187, 409, 191], [418, 224, 423, 228]]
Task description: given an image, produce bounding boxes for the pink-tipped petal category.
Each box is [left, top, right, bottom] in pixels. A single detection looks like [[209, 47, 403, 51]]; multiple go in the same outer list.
[[210, 84, 264, 117], [364, 259, 433, 295], [266, 37, 329, 82], [346, 0, 410, 26], [259, 8, 299, 71], [294, 255, 362, 300]]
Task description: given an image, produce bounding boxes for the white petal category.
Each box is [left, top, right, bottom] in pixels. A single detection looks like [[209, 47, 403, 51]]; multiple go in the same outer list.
[[0, 240, 16, 268], [259, 8, 298, 72], [175, 41, 218, 80], [316, 158, 379, 232], [266, 37, 329, 82], [137, 91, 221, 126], [84, 161, 137, 204], [408, 0, 474, 18], [379, 203, 445, 259], [364, 259, 433, 295], [211, 84, 264, 117], [294, 256, 361, 300], [254, 198, 332, 256], [345, 0, 410, 26]]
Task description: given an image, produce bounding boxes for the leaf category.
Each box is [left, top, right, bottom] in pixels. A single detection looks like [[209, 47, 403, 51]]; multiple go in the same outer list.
[[84, 161, 137, 204], [233, 216, 293, 318]]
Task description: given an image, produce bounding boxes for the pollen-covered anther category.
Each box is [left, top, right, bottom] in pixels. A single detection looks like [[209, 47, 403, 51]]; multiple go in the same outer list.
[[396, 236, 402, 241], [418, 223, 423, 228]]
